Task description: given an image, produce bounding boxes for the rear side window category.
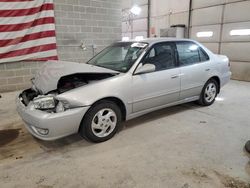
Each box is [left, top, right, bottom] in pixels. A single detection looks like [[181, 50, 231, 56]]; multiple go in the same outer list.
[[176, 42, 209, 66]]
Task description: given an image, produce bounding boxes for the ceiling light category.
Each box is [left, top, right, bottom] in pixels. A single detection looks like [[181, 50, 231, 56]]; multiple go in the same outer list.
[[130, 5, 141, 15], [197, 31, 213, 38], [230, 29, 250, 36]]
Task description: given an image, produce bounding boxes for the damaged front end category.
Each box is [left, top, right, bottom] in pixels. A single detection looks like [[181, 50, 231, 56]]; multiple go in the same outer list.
[[19, 72, 116, 113], [57, 73, 116, 93], [19, 61, 119, 114]]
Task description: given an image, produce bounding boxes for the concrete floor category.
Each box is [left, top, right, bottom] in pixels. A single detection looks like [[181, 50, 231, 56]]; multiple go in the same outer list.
[[0, 80, 250, 188]]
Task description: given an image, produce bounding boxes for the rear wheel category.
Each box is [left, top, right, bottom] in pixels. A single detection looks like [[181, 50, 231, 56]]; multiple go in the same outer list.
[[198, 79, 218, 106], [80, 101, 122, 143]]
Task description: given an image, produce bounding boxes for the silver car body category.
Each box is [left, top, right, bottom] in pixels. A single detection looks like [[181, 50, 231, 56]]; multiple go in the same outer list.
[[16, 38, 231, 140]]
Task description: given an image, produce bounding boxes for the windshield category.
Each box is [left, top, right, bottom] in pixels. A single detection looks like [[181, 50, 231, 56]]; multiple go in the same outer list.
[[87, 42, 148, 72]]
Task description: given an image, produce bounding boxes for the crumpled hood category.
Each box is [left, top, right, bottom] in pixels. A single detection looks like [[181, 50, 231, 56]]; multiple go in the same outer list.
[[33, 60, 118, 94]]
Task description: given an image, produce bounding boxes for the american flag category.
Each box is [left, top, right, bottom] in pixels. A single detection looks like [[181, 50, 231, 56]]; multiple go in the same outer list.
[[0, 0, 58, 63]]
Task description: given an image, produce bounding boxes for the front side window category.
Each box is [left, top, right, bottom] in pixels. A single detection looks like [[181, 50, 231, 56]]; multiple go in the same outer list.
[[87, 42, 148, 73], [142, 42, 176, 71], [176, 42, 209, 66]]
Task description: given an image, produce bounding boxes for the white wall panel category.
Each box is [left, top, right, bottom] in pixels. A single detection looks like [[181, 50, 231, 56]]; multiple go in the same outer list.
[[132, 18, 148, 32], [221, 42, 250, 62], [151, 0, 189, 16], [131, 31, 148, 38], [230, 61, 250, 81], [122, 32, 132, 39], [122, 0, 148, 9], [201, 43, 220, 54], [192, 0, 225, 9], [191, 6, 223, 26], [150, 16, 169, 36], [122, 22, 129, 32], [168, 0, 189, 13], [224, 1, 250, 23], [191, 25, 221, 42], [122, 31, 148, 39], [122, 32, 148, 39], [222, 22, 250, 42], [170, 12, 189, 26]]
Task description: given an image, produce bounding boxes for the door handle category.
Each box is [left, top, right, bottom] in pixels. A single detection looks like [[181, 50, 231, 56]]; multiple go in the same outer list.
[[171, 75, 179, 79], [205, 68, 210, 72]]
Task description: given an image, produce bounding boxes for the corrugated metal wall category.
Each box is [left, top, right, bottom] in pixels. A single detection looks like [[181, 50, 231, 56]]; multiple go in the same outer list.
[[190, 0, 250, 81]]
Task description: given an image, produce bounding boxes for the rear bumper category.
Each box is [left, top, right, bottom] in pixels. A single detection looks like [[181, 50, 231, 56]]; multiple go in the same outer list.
[[221, 71, 232, 87], [16, 95, 90, 141]]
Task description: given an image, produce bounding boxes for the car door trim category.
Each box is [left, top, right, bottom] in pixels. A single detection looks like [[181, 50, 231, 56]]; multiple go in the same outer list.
[[131, 89, 180, 104]]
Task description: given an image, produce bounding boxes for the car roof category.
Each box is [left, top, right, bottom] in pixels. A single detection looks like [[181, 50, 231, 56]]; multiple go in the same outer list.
[[118, 37, 197, 45]]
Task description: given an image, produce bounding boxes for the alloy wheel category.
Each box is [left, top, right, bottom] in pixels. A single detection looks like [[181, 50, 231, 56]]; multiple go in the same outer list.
[[91, 108, 117, 138], [204, 83, 217, 103]]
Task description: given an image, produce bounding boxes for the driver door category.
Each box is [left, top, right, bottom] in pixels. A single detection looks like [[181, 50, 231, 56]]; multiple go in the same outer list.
[[132, 42, 181, 113]]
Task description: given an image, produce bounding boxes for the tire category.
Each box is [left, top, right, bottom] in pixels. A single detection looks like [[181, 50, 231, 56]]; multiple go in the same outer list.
[[80, 100, 122, 143], [245, 140, 250, 153], [198, 79, 219, 106]]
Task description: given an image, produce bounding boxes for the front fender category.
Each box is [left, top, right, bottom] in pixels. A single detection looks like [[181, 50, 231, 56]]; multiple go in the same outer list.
[[56, 74, 132, 112]]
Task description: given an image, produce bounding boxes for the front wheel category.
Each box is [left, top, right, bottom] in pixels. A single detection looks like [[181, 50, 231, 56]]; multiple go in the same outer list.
[[80, 101, 122, 143], [198, 79, 218, 106]]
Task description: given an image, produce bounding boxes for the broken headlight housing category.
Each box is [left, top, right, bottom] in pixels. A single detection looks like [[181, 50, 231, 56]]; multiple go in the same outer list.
[[55, 100, 70, 113], [33, 95, 71, 113], [33, 95, 56, 110]]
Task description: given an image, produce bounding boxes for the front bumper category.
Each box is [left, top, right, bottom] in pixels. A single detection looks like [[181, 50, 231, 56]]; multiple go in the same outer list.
[[16, 95, 90, 141]]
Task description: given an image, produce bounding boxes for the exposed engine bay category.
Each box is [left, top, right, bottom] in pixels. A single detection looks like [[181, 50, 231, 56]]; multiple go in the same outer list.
[[57, 73, 115, 93]]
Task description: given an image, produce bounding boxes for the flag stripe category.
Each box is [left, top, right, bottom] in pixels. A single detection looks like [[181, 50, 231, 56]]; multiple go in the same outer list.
[[0, 43, 57, 59], [0, 31, 56, 47], [1, 10, 55, 25], [0, 17, 55, 32], [0, 49, 58, 63], [0, 0, 51, 10], [0, 24, 55, 40], [0, 0, 33, 2], [32, 55, 58, 61], [0, 37, 56, 54], [0, 3, 53, 17]]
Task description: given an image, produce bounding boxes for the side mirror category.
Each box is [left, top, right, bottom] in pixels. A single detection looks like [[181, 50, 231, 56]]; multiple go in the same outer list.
[[134, 64, 156, 75]]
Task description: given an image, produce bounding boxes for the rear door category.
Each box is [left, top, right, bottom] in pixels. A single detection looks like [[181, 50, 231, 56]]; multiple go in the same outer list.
[[176, 41, 211, 100]]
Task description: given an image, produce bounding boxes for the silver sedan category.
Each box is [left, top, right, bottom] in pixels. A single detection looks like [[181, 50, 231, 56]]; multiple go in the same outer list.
[[17, 38, 231, 142]]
